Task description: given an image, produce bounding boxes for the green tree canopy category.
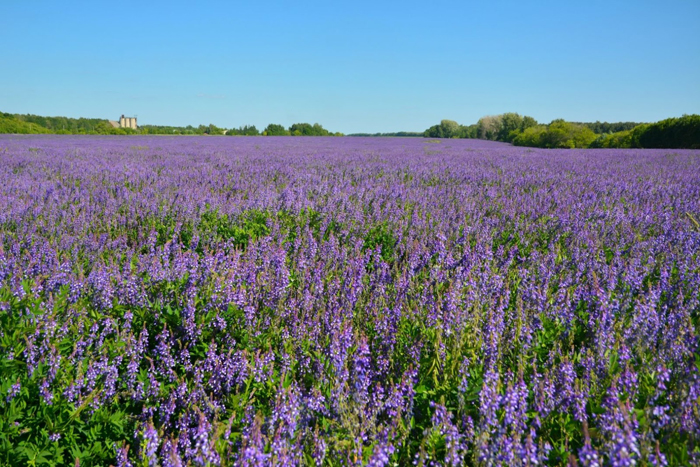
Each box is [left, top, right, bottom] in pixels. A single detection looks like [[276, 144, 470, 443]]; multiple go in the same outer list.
[[635, 115, 700, 149], [289, 123, 330, 136], [497, 113, 524, 142], [263, 124, 289, 136], [512, 120, 596, 148], [424, 119, 462, 138]]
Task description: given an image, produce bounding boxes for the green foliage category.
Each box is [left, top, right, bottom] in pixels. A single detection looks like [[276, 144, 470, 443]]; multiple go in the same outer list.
[[194, 124, 225, 135], [423, 125, 441, 138], [0, 113, 50, 134], [577, 120, 642, 134], [585, 115, 699, 149], [0, 287, 134, 466], [426, 113, 698, 149], [512, 125, 548, 147], [476, 115, 502, 140], [522, 115, 538, 131], [199, 209, 270, 249], [511, 121, 596, 149], [289, 123, 333, 136], [2, 113, 137, 135], [589, 130, 633, 148], [423, 120, 473, 138], [628, 124, 650, 148], [227, 125, 259, 136], [440, 119, 460, 138], [541, 120, 597, 148], [203, 123, 225, 135], [459, 124, 478, 138], [139, 124, 202, 135], [263, 124, 290, 136], [2, 111, 342, 137], [363, 223, 397, 264], [424, 114, 536, 141], [636, 114, 700, 149], [497, 113, 525, 142], [1, 160, 699, 465]]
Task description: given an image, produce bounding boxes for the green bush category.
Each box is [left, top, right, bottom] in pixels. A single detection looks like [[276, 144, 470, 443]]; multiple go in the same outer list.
[[512, 125, 548, 147], [590, 130, 633, 148], [512, 121, 596, 149], [637, 114, 700, 149], [0, 114, 50, 134]]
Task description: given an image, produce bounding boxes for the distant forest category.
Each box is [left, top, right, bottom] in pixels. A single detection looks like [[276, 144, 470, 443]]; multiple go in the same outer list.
[[141, 122, 343, 137], [0, 112, 127, 135], [0, 112, 342, 137], [423, 114, 700, 149], [2, 111, 698, 148]]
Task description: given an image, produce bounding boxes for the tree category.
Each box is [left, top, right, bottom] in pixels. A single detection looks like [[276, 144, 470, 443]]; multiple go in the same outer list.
[[476, 115, 503, 140], [264, 124, 289, 136], [497, 113, 524, 142], [202, 124, 224, 135], [521, 116, 538, 131], [289, 123, 313, 136], [512, 125, 547, 147], [459, 124, 478, 138], [636, 114, 700, 149], [289, 123, 330, 136], [312, 123, 328, 136], [589, 130, 633, 148], [530, 120, 597, 148], [242, 125, 259, 136], [423, 119, 461, 138], [579, 121, 642, 134], [0, 113, 50, 134], [424, 124, 443, 138], [440, 119, 460, 138], [225, 125, 259, 136]]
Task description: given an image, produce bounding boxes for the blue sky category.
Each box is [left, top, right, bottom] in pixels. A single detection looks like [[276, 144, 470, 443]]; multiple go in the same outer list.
[[1, 0, 698, 133]]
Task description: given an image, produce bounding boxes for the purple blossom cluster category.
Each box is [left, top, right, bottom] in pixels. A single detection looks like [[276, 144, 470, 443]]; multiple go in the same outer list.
[[1, 135, 700, 465]]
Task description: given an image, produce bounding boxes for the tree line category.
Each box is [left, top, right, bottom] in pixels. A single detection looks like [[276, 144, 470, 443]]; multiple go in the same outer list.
[[1, 113, 138, 135], [0, 112, 342, 137], [141, 122, 343, 136], [424, 113, 700, 149], [4, 110, 697, 148]]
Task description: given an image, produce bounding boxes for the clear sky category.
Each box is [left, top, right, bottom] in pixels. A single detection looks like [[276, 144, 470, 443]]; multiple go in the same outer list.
[[1, 0, 699, 133]]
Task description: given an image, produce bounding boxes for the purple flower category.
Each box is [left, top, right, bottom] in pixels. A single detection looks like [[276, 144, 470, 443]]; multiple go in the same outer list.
[[115, 444, 133, 467], [140, 422, 160, 466], [190, 413, 219, 466], [4, 133, 700, 465], [430, 402, 467, 466], [6, 382, 20, 402]]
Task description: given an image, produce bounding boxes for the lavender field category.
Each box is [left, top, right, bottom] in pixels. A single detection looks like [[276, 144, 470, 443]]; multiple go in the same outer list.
[[1, 135, 700, 466]]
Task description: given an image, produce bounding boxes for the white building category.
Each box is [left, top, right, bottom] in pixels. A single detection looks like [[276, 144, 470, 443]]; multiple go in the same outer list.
[[119, 115, 137, 129], [109, 115, 138, 129]]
